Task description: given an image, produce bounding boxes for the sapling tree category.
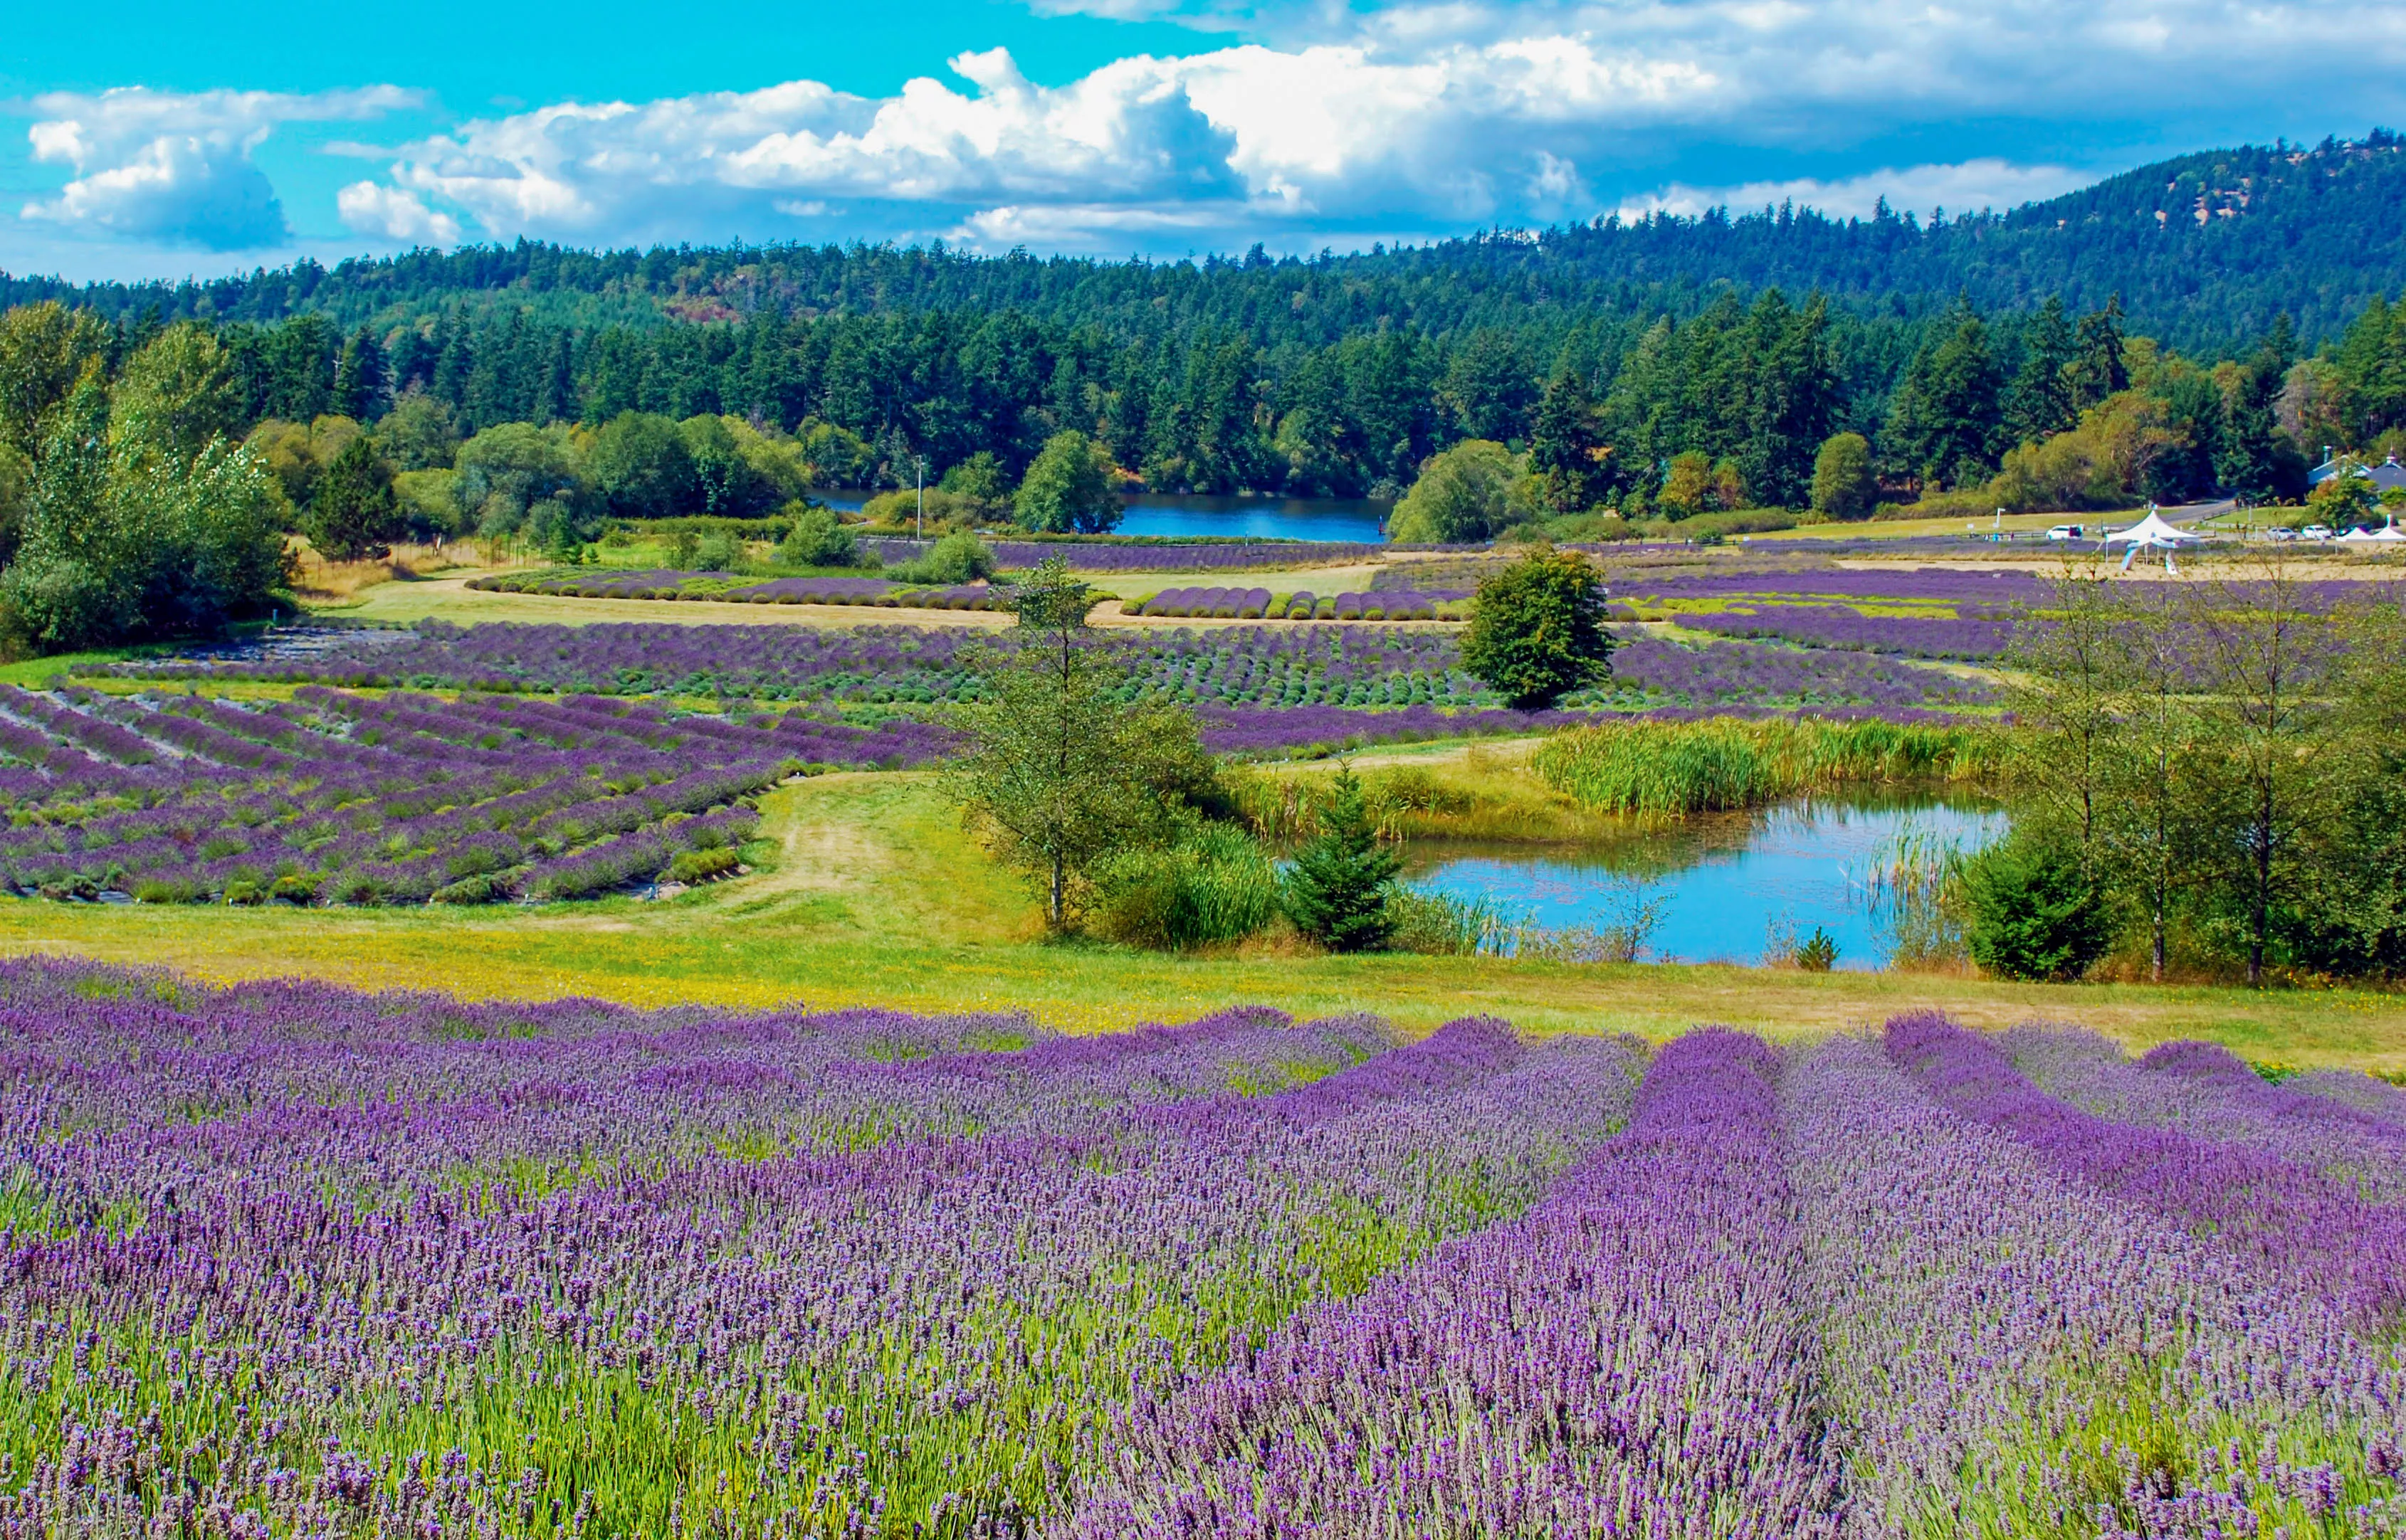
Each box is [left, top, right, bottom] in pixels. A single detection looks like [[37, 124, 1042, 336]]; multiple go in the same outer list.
[[1283, 764, 1400, 952], [950, 558, 1210, 929]]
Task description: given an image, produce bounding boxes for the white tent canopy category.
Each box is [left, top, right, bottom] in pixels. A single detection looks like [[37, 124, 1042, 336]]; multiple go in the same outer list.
[[2102, 509, 2202, 571], [2102, 511, 2202, 547]]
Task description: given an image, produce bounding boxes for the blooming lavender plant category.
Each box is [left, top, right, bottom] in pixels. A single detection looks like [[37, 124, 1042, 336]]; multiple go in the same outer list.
[[0, 971, 1640, 1536], [1054, 1027, 1839, 1539], [1888, 1011, 2406, 1329], [2005, 1026, 2406, 1203], [1788, 1031, 2406, 1537]]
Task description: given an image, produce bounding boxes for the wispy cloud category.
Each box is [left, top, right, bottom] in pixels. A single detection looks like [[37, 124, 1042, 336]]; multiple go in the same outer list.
[[1614, 160, 2094, 223]]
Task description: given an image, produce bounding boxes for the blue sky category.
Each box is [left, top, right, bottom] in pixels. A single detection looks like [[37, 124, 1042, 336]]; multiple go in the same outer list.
[[5, 0, 2403, 282]]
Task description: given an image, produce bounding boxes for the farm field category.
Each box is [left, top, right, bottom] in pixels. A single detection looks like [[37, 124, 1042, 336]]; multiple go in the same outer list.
[[0, 769, 2398, 1061], [5, 957, 2405, 1536]]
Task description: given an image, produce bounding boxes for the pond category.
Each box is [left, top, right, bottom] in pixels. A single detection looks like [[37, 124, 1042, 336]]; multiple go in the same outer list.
[[1403, 794, 2009, 971], [815, 490, 1391, 544]]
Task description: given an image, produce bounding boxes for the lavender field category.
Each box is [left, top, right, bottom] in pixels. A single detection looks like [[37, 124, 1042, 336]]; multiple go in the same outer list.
[[0, 685, 945, 905], [121, 620, 1994, 733], [2, 960, 2402, 1537]]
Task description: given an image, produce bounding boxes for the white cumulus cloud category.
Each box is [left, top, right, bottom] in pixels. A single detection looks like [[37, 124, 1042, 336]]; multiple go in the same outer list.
[[22, 85, 421, 250], [335, 181, 463, 244]]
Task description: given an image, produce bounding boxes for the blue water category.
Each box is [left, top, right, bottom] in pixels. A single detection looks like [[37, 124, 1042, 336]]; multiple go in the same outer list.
[[1407, 798, 2008, 971], [814, 490, 1389, 544]]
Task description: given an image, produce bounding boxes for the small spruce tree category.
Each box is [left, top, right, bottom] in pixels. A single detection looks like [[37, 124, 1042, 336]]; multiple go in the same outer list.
[[1283, 766, 1400, 952]]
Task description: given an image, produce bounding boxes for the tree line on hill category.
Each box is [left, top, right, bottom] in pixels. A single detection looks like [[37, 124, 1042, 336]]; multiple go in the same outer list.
[[6, 132, 2402, 351]]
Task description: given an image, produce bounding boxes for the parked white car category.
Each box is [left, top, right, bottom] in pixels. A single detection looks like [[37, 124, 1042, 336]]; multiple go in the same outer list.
[[2045, 523, 2084, 541], [2302, 524, 2335, 542]]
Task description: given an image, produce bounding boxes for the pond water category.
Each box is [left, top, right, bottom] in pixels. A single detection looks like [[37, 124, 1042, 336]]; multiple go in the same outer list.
[[1404, 795, 2009, 971], [815, 490, 1390, 544]]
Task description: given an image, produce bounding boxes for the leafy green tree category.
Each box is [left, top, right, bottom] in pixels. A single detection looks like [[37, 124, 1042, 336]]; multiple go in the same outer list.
[[0, 302, 108, 466], [778, 505, 861, 567], [939, 450, 1013, 513], [453, 423, 586, 541], [110, 325, 243, 465], [305, 436, 405, 561], [372, 391, 461, 471], [1014, 431, 1121, 533], [2182, 557, 2360, 984], [1460, 546, 1614, 707], [950, 558, 1202, 929], [1962, 833, 2116, 981], [1657, 450, 1743, 518], [2308, 463, 2378, 524], [1, 371, 288, 653], [587, 412, 698, 520], [1388, 440, 1531, 542], [1808, 432, 1877, 520], [1282, 765, 1401, 952]]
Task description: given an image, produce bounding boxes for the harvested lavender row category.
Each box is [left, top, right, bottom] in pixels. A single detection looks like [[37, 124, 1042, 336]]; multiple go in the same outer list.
[[2006, 1026, 2406, 1203], [1671, 604, 2015, 660], [0, 975, 1642, 1536], [1785, 1033, 2406, 1537], [1887, 1011, 2406, 1328], [1054, 1026, 1839, 1540]]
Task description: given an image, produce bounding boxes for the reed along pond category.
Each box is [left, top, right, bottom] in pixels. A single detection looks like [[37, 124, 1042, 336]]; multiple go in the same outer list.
[[1403, 794, 2008, 971]]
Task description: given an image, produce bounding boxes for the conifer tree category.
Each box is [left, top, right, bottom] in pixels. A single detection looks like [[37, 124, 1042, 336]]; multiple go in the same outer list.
[[1283, 766, 1399, 952]]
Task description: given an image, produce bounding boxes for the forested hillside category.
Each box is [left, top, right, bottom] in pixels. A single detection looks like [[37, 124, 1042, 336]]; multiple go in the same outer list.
[[8, 132, 2402, 351]]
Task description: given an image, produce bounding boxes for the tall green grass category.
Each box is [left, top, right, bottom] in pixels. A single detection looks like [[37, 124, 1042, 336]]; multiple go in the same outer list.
[[1093, 826, 1282, 950], [1534, 717, 2005, 816]]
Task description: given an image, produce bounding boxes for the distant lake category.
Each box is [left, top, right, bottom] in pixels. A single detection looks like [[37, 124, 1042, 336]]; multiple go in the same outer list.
[[815, 490, 1390, 544]]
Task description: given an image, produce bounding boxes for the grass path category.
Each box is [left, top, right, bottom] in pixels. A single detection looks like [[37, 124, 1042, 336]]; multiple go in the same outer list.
[[0, 773, 2397, 1065]]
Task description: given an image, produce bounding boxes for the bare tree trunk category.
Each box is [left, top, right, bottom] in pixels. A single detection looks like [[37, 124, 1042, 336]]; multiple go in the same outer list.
[[1051, 853, 1065, 931]]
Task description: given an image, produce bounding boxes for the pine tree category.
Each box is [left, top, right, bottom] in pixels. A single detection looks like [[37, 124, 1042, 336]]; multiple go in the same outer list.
[[305, 436, 404, 561], [1283, 767, 1399, 952], [2067, 295, 2130, 412], [1528, 364, 1611, 512], [2004, 296, 2076, 443]]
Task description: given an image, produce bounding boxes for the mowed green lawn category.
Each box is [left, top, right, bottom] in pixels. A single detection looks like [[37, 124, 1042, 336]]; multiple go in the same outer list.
[[0, 771, 2397, 1066]]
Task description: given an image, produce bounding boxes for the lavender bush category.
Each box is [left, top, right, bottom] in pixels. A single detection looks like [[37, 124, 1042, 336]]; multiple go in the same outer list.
[[0, 969, 1643, 1536]]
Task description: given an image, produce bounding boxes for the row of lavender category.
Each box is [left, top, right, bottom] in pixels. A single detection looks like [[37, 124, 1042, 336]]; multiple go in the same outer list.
[[1125, 586, 1471, 621], [120, 621, 1995, 732], [3, 964, 2402, 1535], [0, 686, 945, 905]]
